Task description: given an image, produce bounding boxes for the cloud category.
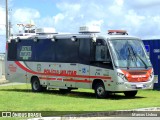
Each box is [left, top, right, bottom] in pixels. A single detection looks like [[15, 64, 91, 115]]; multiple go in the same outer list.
[[11, 8, 40, 33], [56, 2, 81, 12], [0, 2, 7, 53], [5, 0, 160, 37], [50, 2, 109, 32], [109, 0, 124, 16], [4, 0, 160, 37], [9, 0, 160, 39], [124, 10, 145, 31], [43, 0, 160, 39], [86, 20, 104, 27], [13, 8, 40, 23], [127, 0, 160, 8], [53, 13, 65, 24], [0, 6, 6, 35]]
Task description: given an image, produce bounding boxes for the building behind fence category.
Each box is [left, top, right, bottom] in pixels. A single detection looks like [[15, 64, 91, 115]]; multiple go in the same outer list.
[[0, 53, 5, 78]]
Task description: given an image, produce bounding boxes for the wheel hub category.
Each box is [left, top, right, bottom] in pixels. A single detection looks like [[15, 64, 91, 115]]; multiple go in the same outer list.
[[33, 81, 39, 90], [97, 87, 104, 95]]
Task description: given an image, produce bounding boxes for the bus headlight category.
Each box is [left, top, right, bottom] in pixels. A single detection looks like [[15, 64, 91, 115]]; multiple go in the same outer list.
[[148, 72, 154, 81], [117, 72, 128, 82]]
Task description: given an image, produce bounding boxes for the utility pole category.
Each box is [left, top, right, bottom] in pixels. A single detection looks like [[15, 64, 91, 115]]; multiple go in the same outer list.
[[5, 0, 8, 41], [9, 21, 11, 36], [8, 9, 12, 36]]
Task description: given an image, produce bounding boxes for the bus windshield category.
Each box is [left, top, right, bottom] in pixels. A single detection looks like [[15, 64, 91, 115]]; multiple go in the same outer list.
[[109, 39, 152, 68]]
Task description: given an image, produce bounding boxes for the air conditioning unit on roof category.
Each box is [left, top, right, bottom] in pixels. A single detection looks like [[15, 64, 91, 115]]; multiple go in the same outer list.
[[36, 28, 56, 34], [79, 25, 100, 33]]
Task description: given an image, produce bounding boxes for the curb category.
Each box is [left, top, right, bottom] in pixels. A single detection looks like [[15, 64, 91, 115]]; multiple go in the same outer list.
[[0, 75, 9, 85], [0, 80, 9, 85]]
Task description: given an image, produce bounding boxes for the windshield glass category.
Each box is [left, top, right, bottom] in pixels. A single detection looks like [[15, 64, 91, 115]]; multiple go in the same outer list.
[[109, 39, 152, 68]]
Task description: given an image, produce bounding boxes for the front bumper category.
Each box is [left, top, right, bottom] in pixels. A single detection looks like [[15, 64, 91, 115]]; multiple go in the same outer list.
[[114, 81, 153, 91]]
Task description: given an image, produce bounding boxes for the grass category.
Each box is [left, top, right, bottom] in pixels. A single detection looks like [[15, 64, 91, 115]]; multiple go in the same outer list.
[[0, 83, 160, 117]]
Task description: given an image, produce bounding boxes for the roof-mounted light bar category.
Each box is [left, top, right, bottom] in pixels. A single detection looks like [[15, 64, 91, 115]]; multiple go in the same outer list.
[[79, 26, 100, 33], [108, 30, 128, 35]]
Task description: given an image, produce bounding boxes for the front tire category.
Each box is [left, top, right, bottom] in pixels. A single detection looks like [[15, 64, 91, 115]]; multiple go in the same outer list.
[[31, 77, 44, 92], [95, 83, 106, 98], [124, 91, 138, 97]]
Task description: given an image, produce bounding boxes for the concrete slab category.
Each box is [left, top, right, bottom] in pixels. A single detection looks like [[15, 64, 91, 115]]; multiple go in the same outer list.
[[0, 75, 9, 84]]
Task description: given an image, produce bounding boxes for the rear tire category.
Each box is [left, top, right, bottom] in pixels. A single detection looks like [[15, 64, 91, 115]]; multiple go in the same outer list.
[[124, 91, 138, 97], [31, 77, 44, 92], [95, 83, 106, 98]]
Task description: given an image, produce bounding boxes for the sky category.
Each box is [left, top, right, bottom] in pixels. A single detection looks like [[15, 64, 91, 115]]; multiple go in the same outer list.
[[1, 0, 160, 52]]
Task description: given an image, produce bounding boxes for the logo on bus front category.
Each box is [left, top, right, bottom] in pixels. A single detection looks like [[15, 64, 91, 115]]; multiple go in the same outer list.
[[20, 46, 32, 60]]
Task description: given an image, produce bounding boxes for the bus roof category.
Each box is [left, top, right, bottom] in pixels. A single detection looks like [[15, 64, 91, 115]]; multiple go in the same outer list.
[[8, 33, 140, 42]]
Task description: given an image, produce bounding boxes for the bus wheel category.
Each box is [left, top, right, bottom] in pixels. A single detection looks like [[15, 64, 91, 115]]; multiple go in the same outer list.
[[124, 91, 138, 97], [95, 83, 106, 98], [31, 77, 43, 92]]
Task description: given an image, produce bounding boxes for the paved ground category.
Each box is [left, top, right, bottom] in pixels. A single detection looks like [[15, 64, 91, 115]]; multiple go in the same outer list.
[[0, 75, 9, 84], [0, 75, 26, 86]]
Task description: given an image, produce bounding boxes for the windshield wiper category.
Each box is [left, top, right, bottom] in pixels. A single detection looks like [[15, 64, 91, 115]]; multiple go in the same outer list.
[[135, 53, 148, 69], [127, 47, 136, 69], [130, 46, 148, 69]]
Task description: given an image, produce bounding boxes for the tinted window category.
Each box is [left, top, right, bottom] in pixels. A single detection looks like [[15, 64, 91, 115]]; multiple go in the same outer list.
[[35, 39, 56, 62], [79, 38, 92, 63], [56, 39, 79, 62], [8, 40, 17, 60]]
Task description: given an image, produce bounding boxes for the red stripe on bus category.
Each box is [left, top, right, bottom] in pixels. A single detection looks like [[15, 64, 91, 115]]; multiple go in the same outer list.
[[41, 74, 111, 80], [15, 61, 111, 80], [76, 75, 111, 79], [39, 77, 92, 83], [39, 77, 57, 80], [63, 79, 92, 83], [15, 61, 39, 74]]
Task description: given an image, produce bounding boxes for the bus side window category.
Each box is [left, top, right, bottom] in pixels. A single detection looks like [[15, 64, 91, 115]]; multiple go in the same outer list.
[[56, 38, 79, 62], [96, 39, 106, 45], [79, 38, 91, 64], [95, 39, 111, 62], [35, 39, 56, 62], [8, 40, 17, 60]]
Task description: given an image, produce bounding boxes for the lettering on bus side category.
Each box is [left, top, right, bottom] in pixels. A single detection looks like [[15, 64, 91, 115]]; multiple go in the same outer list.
[[8, 64, 17, 73], [44, 69, 77, 75], [154, 49, 160, 53], [116, 82, 124, 85]]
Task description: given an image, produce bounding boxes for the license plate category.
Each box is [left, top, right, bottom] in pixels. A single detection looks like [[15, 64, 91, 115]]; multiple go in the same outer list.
[[136, 84, 143, 88]]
